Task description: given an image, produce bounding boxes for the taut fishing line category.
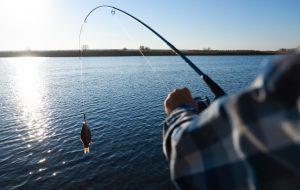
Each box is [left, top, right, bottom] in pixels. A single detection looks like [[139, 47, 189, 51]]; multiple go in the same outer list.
[[79, 24, 87, 121], [76, 5, 300, 176], [79, 5, 226, 100], [111, 12, 172, 92], [78, 4, 226, 136]]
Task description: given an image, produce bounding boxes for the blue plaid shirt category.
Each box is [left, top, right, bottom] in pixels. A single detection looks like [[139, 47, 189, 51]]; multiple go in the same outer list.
[[163, 53, 300, 190]]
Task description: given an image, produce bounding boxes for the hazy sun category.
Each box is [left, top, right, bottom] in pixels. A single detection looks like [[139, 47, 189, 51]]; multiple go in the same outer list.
[[0, 0, 51, 50], [1, 0, 48, 22]]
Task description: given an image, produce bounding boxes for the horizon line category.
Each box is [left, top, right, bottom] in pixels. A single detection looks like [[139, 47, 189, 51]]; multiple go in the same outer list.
[[0, 47, 297, 52]]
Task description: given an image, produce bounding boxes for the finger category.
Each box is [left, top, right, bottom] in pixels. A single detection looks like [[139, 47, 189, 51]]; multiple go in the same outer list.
[[182, 87, 192, 97], [164, 102, 171, 115], [181, 87, 190, 94], [166, 109, 170, 115], [164, 98, 169, 108], [164, 96, 172, 109], [165, 93, 171, 102]]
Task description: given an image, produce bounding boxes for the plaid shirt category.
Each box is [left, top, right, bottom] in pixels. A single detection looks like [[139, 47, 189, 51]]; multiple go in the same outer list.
[[163, 54, 300, 190]]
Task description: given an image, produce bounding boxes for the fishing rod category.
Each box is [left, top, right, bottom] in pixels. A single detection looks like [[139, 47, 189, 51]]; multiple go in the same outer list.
[[80, 5, 226, 99]]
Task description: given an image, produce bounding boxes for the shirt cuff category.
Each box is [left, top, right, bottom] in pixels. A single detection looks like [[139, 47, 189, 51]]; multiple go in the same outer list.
[[164, 104, 198, 127]]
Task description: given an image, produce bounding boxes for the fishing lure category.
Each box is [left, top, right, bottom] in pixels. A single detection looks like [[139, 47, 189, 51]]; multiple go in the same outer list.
[[78, 5, 227, 152], [80, 114, 92, 153]]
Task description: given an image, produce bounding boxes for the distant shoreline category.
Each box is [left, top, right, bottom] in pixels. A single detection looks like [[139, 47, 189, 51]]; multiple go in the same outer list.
[[0, 49, 294, 57]]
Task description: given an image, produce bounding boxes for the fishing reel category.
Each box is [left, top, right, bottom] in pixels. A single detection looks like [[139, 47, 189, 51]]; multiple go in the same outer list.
[[194, 96, 211, 112]]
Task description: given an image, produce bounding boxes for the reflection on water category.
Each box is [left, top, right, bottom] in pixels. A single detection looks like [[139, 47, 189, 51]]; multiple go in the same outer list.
[[12, 57, 48, 143], [0, 56, 272, 189]]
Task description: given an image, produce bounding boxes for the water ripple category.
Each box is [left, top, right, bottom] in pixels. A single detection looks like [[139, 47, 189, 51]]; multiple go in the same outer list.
[[0, 56, 272, 189]]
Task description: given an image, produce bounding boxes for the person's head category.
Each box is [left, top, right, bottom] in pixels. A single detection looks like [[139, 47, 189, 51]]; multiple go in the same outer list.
[[263, 52, 300, 106]]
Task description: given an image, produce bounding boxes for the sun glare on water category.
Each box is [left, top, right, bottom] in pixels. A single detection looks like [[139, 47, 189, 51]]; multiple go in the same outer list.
[[11, 57, 49, 144]]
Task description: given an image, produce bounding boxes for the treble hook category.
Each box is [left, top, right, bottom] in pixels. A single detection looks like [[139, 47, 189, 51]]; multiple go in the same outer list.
[[83, 113, 87, 123]]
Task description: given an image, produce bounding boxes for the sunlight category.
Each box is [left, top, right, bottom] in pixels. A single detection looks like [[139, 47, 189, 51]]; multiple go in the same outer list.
[[1, 0, 48, 22], [14, 58, 42, 112], [11, 57, 49, 143], [0, 0, 52, 50]]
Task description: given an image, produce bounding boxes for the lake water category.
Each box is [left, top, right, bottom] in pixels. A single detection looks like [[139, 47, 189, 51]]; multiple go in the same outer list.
[[0, 55, 276, 189]]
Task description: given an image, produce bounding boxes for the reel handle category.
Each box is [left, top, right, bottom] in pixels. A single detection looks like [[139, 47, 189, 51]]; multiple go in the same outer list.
[[194, 96, 211, 112]]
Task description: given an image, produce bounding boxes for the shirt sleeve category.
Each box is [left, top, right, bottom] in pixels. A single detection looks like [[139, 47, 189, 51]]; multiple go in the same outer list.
[[163, 100, 249, 189], [163, 104, 200, 160]]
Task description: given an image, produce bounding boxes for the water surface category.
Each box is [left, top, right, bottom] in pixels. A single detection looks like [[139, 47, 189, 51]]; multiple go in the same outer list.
[[0, 55, 275, 189]]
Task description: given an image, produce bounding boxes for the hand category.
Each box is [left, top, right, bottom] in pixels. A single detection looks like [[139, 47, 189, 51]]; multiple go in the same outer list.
[[164, 87, 197, 115]]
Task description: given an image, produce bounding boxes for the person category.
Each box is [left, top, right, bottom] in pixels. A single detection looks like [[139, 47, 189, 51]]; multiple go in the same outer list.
[[163, 53, 300, 190]]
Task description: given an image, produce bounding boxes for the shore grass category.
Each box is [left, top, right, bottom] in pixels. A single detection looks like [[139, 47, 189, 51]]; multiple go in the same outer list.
[[0, 49, 294, 57]]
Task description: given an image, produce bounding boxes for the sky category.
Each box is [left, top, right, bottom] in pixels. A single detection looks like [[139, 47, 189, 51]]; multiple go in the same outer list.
[[0, 0, 299, 51]]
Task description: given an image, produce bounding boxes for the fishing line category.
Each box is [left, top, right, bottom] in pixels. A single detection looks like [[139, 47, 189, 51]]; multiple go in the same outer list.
[[80, 56, 85, 115], [79, 25, 85, 119], [112, 12, 172, 92], [79, 7, 178, 114], [48, 109, 108, 124], [80, 5, 226, 100], [111, 12, 193, 113], [78, 5, 212, 116]]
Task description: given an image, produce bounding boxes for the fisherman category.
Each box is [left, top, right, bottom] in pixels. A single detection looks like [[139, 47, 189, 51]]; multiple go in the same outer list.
[[80, 116, 92, 154], [163, 53, 300, 189]]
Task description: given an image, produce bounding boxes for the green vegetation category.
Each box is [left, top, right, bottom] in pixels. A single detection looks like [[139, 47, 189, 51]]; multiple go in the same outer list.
[[0, 49, 295, 57]]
